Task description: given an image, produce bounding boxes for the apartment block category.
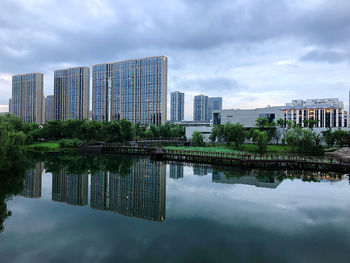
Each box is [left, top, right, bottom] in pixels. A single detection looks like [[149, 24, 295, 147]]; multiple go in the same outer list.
[[92, 56, 168, 125], [54, 67, 90, 121], [11, 73, 44, 124]]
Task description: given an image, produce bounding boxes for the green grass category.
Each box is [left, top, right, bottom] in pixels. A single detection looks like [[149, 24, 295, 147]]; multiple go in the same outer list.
[[164, 144, 296, 154], [27, 142, 61, 152]]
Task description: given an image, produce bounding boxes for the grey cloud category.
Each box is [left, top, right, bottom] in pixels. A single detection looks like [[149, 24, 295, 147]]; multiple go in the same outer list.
[[1, 0, 350, 74], [300, 49, 350, 64], [176, 77, 245, 96]]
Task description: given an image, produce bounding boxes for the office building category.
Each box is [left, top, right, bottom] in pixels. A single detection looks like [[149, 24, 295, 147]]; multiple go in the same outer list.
[[208, 97, 222, 121], [281, 98, 348, 128], [54, 67, 90, 121], [21, 163, 43, 198], [11, 73, 44, 124], [193, 95, 208, 121], [8, 99, 12, 114], [170, 91, 184, 121], [52, 169, 88, 206], [45, 95, 54, 122], [92, 56, 168, 125]]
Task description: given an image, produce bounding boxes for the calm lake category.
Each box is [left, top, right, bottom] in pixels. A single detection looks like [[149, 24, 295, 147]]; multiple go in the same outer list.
[[1, 153, 350, 263]]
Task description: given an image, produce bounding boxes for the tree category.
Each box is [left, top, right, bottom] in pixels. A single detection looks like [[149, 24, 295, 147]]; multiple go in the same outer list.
[[119, 119, 135, 142], [303, 119, 319, 129], [322, 128, 335, 147], [191, 131, 205, 147], [224, 123, 246, 149], [251, 129, 268, 153], [333, 128, 348, 147], [299, 129, 315, 154], [210, 125, 225, 143]]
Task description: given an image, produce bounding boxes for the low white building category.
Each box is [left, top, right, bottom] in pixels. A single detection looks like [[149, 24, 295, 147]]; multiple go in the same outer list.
[[213, 106, 284, 127]]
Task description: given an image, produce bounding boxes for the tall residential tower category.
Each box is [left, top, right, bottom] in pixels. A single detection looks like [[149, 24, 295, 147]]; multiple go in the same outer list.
[[11, 73, 44, 124], [170, 91, 184, 121], [92, 56, 168, 125], [193, 95, 208, 121], [54, 67, 90, 121]]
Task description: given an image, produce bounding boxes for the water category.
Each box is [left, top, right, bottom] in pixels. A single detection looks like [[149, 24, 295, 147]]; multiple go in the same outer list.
[[1, 154, 350, 263]]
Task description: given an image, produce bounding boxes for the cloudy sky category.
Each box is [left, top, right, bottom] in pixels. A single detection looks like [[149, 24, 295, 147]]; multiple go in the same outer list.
[[1, 0, 350, 120]]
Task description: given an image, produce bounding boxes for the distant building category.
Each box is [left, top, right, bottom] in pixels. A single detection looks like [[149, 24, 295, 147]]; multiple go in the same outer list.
[[11, 73, 44, 124], [45, 95, 54, 122], [208, 97, 222, 121], [281, 98, 348, 128], [170, 91, 184, 121], [54, 67, 90, 121], [193, 95, 208, 121], [8, 98, 12, 114], [92, 56, 168, 125]]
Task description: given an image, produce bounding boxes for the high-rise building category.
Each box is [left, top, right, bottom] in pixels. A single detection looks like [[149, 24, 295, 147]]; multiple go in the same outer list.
[[54, 67, 90, 121], [11, 73, 44, 124], [8, 98, 12, 114], [21, 163, 43, 198], [92, 56, 168, 125], [193, 95, 208, 121], [52, 169, 88, 206], [170, 91, 184, 121], [45, 95, 54, 122], [208, 97, 222, 121]]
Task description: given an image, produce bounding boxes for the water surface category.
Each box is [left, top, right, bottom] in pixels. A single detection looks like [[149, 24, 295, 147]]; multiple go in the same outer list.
[[1, 154, 350, 263]]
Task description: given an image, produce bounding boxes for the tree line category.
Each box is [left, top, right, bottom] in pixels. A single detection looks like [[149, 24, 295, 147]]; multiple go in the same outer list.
[[191, 117, 350, 154], [0, 114, 186, 149]]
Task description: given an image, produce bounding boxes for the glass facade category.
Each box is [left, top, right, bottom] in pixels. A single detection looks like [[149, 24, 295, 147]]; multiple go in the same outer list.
[[208, 97, 222, 121], [193, 95, 208, 121], [92, 56, 168, 125], [11, 73, 44, 124], [170, 91, 184, 121], [54, 67, 90, 121]]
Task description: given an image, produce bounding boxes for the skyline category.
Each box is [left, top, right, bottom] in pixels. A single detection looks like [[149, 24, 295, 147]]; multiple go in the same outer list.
[[1, 0, 350, 120]]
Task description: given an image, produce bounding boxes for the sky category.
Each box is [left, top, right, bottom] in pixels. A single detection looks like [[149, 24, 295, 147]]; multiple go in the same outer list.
[[1, 0, 350, 120]]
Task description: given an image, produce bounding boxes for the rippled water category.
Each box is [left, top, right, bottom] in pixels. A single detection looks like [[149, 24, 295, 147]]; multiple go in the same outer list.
[[1, 154, 350, 263]]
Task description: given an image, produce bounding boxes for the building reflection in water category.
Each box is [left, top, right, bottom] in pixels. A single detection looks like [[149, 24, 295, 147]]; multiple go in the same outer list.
[[21, 163, 43, 198], [52, 169, 88, 206], [90, 159, 166, 221], [193, 164, 208, 176], [170, 163, 184, 180], [212, 169, 282, 189]]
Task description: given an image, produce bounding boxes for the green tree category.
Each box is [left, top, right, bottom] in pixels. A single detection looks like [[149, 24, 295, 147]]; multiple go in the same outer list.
[[322, 128, 335, 147], [191, 131, 205, 147], [224, 123, 246, 149], [210, 125, 225, 143], [333, 128, 348, 147], [120, 119, 135, 142]]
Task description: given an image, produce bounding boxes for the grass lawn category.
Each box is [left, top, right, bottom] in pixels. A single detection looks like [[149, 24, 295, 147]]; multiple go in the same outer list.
[[27, 142, 60, 151], [165, 144, 296, 154]]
